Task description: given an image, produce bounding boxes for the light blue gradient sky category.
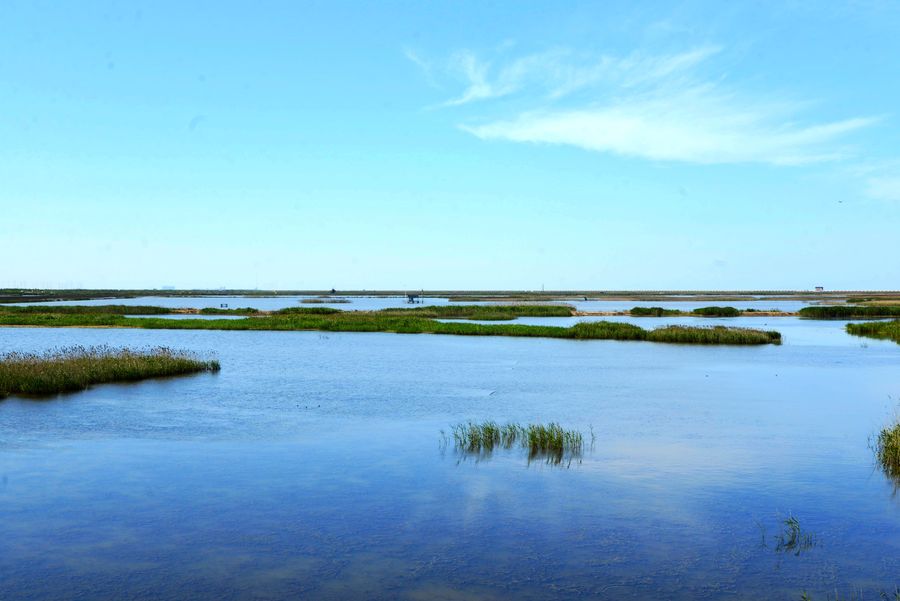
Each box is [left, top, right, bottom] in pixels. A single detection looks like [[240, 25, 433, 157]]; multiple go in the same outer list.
[[2, 1, 898, 290]]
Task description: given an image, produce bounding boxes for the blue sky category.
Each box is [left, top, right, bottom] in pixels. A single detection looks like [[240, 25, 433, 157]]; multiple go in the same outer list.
[[2, 0, 898, 290]]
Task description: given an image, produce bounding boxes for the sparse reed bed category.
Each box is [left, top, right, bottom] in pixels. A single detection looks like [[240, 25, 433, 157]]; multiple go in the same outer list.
[[846, 320, 900, 343], [0, 346, 220, 397], [799, 305, 900, 319], [0, 306, 782, 344], [691, 306, 741, 317], [300, 298, 351, 304], [451, 421, 585, 464], [874, 418, 900, 483]]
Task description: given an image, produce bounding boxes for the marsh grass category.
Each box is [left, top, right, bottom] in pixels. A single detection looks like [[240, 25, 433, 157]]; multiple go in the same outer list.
[[450, 421, 585, 465], [847, 320, 900, 344], [691, 306, 741, 317], [800, 306, 900, 319], [629, 306, 681, 316], [199, 307, 260, 315], [381, 304, 574, 320], [873, 417, 900, 485], [0, 306, 782, 345], [0, 304, 171, 315], [0, 345, 220, 397]]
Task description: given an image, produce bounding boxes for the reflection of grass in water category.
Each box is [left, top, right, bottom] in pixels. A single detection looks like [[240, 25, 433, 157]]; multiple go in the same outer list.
[[448, 421, 586, 465], [774, 515, 816, 556], [873, 418, 900, 487]]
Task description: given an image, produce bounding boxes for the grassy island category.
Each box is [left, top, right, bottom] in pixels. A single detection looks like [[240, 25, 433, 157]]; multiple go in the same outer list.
[[0, 346, 220, 397], [799, 305, 900, 319], [0, 304, 782, 345], [846, 320, 900, 344]]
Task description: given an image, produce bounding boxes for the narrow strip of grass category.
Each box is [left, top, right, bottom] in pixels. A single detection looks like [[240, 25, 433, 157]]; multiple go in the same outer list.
[[799, 305, 900, 319], [380, 304, 574, 320], [629, 306, 681, 316], [0, 304, 173, 315], [846, 320, 900, 343], [0, 345, 220, 397], [691, 306, 741, 317], [0, 306, 781, 345], [199, 307, 260, 315]]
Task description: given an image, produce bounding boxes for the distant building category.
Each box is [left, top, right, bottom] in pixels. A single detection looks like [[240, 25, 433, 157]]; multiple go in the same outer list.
[[407, 293, 420, 304], [814, 286, 824, 292]]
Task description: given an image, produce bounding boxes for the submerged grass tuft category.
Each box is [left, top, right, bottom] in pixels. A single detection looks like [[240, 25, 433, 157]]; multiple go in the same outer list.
[[0, 345, 220, 397], [450, 421, 585, 465]]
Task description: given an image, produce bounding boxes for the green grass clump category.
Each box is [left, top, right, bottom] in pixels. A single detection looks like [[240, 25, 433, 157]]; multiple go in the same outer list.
[[846, 320, 900, 343], [629, 306, 681, 316], [274, 306, 343, 315], [646, 325, 781, 345], [799, 305, 900, 319], [0, 345, 219, 397], [874, 418, 900, 484], [450, 421, 585, 464], [691, 306, 741, 317]]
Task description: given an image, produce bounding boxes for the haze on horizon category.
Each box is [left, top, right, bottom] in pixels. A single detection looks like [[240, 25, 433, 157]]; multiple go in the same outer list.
[[2, 1, 898, 291]]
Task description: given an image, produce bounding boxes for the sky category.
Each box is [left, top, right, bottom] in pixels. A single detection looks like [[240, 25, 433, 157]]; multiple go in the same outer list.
[[1, 0, 899, 290]]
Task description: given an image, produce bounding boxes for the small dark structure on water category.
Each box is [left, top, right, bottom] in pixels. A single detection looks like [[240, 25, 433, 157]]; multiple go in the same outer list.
[[407, 293, 421, 304]]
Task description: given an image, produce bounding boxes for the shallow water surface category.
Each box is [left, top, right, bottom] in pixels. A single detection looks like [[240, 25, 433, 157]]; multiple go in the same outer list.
[[1, 322, 898, 600]]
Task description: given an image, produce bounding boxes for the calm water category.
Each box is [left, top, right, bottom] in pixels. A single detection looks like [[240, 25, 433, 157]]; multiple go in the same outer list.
[[1, 318, 898, 600]]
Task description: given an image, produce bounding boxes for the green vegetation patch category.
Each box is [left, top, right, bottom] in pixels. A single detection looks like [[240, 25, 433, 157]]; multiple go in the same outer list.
[[0, 305, 782, 345], [629, 306, 682, 316], [380, 304, 574, 320], [799, 305, 900, 319], [199, 307, 260, 315], [0, 345, 220, 397], [0, 304, 172, 315], [846, 320, 900, 343], [691, 306, 741, 317], [449, 421, 586, 465], [874, 418, 900, 485]]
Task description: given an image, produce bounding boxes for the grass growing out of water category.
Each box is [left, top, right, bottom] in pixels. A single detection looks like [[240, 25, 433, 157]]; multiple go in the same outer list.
[[873, 418, 900, 484], [846, 320, 900, 344], [0, 345, 220, 397], [450, 421, 585, 465], [799, 305, 900, 319], [775, 515, 816, 556], [381, 304, 574, 320]]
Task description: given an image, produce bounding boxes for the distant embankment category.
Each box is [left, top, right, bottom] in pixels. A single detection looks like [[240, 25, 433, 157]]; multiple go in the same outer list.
[[0, 305, 781, 345]]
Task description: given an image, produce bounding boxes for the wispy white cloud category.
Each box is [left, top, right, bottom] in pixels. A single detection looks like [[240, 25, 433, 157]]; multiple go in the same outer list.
[[865, 175, 900, 201], [419, 45, 877, 166]]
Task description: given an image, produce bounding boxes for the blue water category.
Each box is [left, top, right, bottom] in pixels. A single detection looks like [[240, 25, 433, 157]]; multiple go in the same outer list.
[[1, 319, 898, 600]]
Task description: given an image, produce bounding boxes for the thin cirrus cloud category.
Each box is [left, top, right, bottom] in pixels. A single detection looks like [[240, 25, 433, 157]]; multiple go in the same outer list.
[[421, 46, 877, 167]]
